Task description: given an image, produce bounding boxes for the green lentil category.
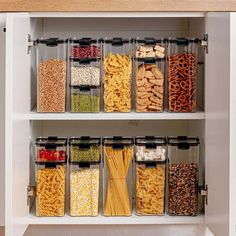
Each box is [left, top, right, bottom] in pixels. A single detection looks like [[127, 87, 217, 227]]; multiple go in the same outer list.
[[70, 145, 100, 162], [71, 94, 100, 112]]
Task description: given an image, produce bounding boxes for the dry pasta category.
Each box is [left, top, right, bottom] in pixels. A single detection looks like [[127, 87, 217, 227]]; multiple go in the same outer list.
[[136, 165, 165, 215], [104, 147, 133, 216], [70, 167, 99, 216], [36, 165, 66, 216], [104, 54, 132, 112]]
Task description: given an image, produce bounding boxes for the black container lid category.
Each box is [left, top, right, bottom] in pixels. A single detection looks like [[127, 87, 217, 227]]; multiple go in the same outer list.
[[70, 85, 100, 90], [69, 136, 101, 146], [35, 136, 67, 147], [36, 37, 66, 46], [103, 136, 134, 149], [167, 37, 200, 45], [135, 37, 163, 45], [104, 37, 130, 46], [135, 136, 166, 147], [167, 136, 200, 149], [35, 160, 67, 166], [69, 57, 100, 63], [70, 37, 102, 45]]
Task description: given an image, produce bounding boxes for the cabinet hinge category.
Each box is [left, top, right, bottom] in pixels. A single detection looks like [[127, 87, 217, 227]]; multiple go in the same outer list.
[[27, 34, 34, 54], [201, 34, 208, 54], [27, 185, 36, 205], [199, 184, 208, 205]]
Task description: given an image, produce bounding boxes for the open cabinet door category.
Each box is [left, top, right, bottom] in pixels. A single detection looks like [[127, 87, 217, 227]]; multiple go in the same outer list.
[[0, 13, 6, 227], [5, 13, 30, 236], [205, 12, 230, 236]]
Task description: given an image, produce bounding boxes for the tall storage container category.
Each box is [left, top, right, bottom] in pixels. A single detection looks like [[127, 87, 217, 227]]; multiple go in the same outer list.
[[168, 38, 198, 112], [167, 136, 200, 216], [134, 38, 165, 112], [103, 38, 132, 112], [69, 161, 100, 216], [103, 136, 134, 216], [36, 38, 67, 113], [35, 162, 66, 216], [69, 136, 101, 162], [135, 136, 166, 215]]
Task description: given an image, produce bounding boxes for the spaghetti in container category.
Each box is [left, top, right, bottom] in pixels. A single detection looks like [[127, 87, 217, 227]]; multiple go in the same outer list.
[[168, 38, 199, 112], [102, 136, 134, 216]]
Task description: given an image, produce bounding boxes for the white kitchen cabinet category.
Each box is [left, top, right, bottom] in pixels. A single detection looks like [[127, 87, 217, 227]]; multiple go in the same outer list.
[[4, 12, 236, 236], [0, 13, 5, 227]]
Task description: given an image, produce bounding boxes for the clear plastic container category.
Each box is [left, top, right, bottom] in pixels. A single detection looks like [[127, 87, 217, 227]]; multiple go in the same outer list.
[[70, 58, 100, 86], [135, 58, 165, 112], [103, 38, 132, 112], [168, 38, 198, 112], [36, 38, 67, 113], [70, 38, 101, 59], [135, 136, 166, 216], [70, 85, 100, 112], [69, 161, 100, 216], [103, 136, 134, 216], [135, 38, 166, 59], [69, 136, 101, 162], [35, 162, 66, 216], [167, 136, 200, 216], [35, 136, 67, 162]]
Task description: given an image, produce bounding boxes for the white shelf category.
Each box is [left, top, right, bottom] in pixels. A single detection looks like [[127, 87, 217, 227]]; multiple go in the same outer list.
[[13, 110, 205, 121], [13, 213, 204, 225]]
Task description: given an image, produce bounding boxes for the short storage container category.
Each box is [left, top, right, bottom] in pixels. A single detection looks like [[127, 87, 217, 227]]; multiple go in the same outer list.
[[167, 136, 200, 216], [103, 136, 134, 216], [35, 136, 67, 162]]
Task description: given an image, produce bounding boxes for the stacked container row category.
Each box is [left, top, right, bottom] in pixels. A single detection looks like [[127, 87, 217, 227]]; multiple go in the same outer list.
[[33, 136, 200, 217], [35, 37, 199, 113]]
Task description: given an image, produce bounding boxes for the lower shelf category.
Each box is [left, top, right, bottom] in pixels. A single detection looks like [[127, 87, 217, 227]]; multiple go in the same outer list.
[[13, 213, 204, 225]]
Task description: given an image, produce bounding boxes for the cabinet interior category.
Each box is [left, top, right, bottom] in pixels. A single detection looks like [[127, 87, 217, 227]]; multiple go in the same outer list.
[[12, 15, 207, 220]]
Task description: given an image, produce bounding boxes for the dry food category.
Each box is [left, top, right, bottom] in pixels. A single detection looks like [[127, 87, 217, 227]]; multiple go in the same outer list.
[[136, 146, 166, 161], [38, 59, 66, 113], [103, 147, 133, 216], [104, 54, 132, 112], [168, 163, 198, 216], [70, 167, 99, 216], [70, 145, 100, 162], [168, 53, 197, 112], [71, 94, 100, 112], [71, 45, 100, 58], [37, 149, 66, 162], [136, 64, 164, 112], [36, 165, 66, 216], [136, 45, 165, 58], [136, 165, 165, 215], [71, 66, 100, 86]]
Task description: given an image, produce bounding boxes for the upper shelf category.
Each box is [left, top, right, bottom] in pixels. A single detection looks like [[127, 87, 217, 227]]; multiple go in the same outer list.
[[1, 0, 236, 12], [13, 110, 205, 121]]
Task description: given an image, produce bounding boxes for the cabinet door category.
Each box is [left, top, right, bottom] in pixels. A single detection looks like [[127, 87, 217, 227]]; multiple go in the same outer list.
[[5, 13, 30, 236], [0, 13, 6, 227], [205, 12, 230, 236]]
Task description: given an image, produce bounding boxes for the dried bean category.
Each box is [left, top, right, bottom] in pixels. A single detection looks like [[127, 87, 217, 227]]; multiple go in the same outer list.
[[71, 66, 100, 86], [168, 163, 198, 216], [38, 59, 66, 113], [71, 46, 100, 58]]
